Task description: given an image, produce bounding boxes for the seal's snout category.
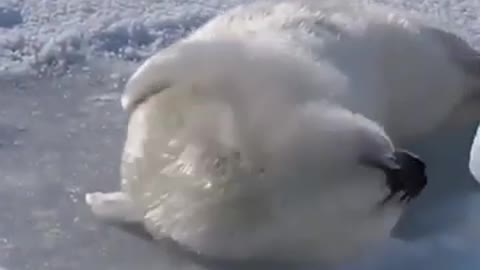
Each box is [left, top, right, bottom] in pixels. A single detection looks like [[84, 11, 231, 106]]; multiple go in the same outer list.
[[382, 150, 428, 204]]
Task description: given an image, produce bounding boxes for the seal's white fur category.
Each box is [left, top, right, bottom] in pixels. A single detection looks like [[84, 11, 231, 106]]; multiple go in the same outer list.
[[91, 86, 402, 263], [85, 37, 407, 264], [86, 0, 480, 264]]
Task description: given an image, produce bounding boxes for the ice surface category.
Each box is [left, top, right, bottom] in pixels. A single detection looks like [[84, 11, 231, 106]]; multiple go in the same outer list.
[[0, 6, 22, 28], [1, 0, 480, 269]]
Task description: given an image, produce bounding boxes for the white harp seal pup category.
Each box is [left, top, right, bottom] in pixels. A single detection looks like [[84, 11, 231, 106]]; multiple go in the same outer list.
[[85, 37, 427, 264], [112, 0, 480, 240]]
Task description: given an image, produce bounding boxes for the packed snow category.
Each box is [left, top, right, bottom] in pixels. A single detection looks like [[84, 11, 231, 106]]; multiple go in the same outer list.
[[1, 0, 480, 269]]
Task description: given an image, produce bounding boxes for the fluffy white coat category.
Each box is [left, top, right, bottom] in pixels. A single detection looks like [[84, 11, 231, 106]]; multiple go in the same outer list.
[[87, 0, 480, 264]]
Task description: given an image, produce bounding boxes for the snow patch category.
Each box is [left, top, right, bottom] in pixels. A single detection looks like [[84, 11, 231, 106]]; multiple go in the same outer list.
[[0, 0, 243, 74]]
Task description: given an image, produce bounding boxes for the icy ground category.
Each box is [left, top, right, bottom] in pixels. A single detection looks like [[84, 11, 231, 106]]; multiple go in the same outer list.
[[1, 0, 480, 269]]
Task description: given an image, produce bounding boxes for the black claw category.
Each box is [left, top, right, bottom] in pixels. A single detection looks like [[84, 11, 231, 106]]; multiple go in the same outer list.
[[381, 149, 427, 204]]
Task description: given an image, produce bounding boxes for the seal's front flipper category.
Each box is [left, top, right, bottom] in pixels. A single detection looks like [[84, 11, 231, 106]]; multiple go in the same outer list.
[[85, 191, 155, 241], [85, 191, 144, 223]]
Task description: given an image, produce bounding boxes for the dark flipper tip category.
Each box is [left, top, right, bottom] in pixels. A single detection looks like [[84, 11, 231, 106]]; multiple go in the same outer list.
[[382, 149, 428, 204]]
